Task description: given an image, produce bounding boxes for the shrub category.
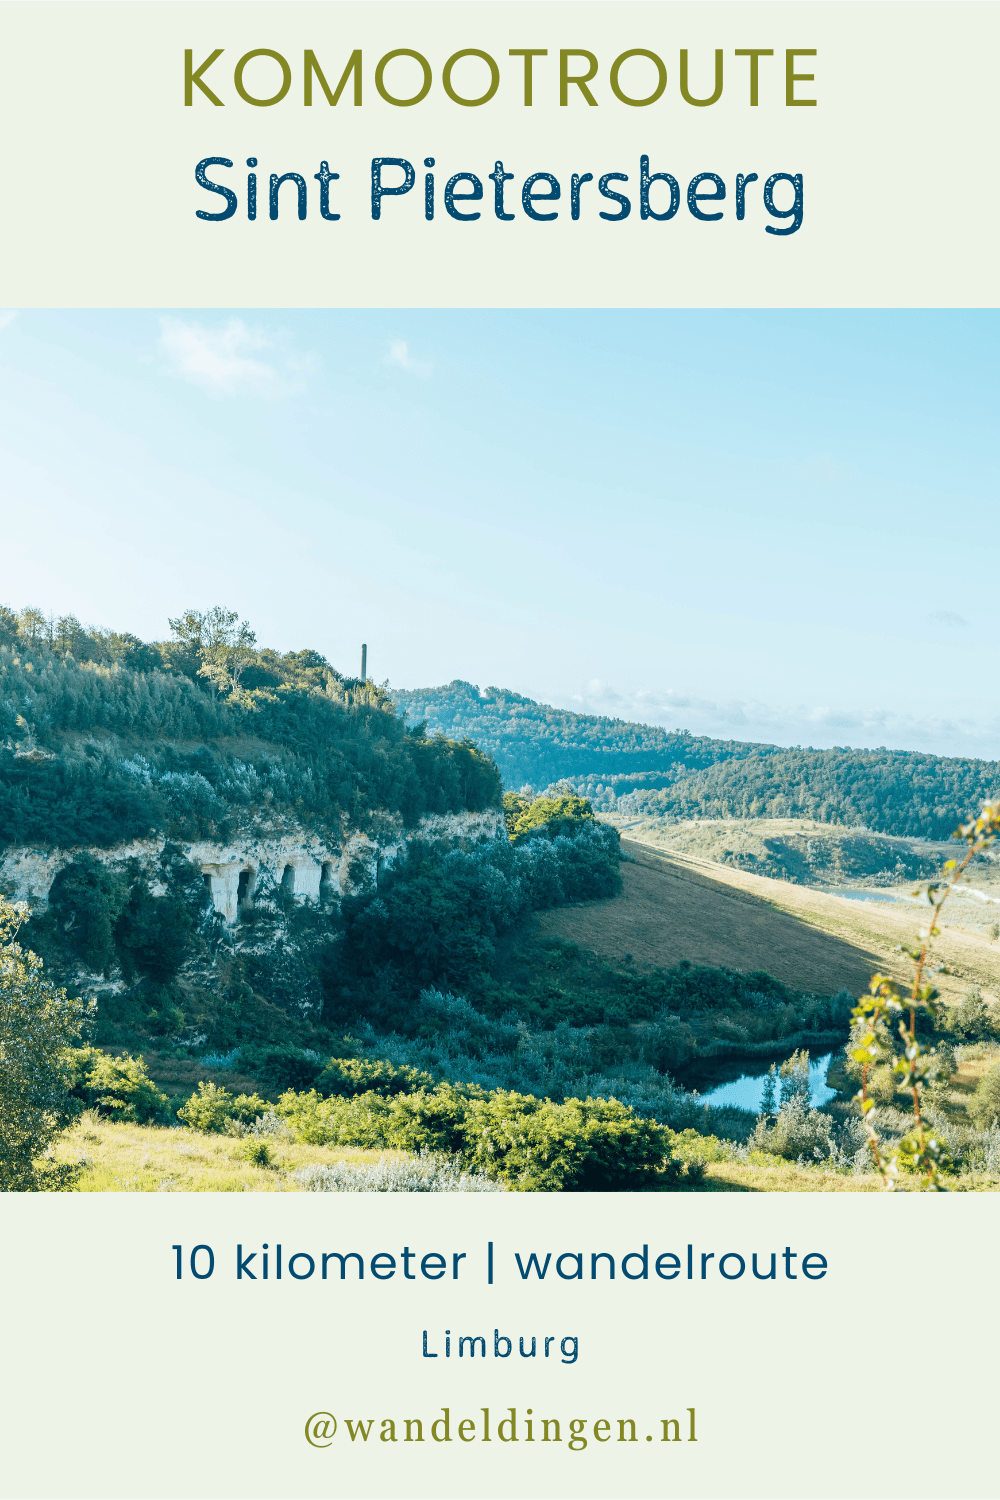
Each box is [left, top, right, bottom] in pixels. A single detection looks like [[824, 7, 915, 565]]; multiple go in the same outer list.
[[66, 1048, 173, 1124], [969, 1064, 1000, 1130], [944, 989, 1000, 1042], [384, 1083, 481, 1154], [275, 1088, 394, 1149], [749, 1095, 836, 1160], [275, 1080, 687, 1190], [237, 1139, 273, 1168], [177, 1079, 270, 1132], [463, 1091, 683, 1191], [316, 1056, 435, 1099], [237, 1044, 324, 1095], [641, 1016, 698, 1073]]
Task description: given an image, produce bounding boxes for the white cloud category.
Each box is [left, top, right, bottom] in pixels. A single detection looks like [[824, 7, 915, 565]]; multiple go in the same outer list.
[[0, 310, 17, 332], [927, 609, 968, 628], [158, 317, 305, 397], [384, 339, 432, 379]]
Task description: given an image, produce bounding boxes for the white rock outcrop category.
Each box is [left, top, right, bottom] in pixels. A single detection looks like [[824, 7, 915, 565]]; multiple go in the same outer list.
[[0, 809, 504, 924]]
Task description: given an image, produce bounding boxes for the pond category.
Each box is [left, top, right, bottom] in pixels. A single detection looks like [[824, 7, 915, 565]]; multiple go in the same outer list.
[[828, 887, 907, 906], [694, 1053, 838, 1112]]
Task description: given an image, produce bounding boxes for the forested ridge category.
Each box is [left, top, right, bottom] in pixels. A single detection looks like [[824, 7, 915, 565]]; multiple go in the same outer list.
[[391, 680, 1000, 840], [0, 608, 500, 852]]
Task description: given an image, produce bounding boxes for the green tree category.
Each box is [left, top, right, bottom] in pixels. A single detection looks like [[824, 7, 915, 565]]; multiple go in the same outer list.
[[0, 605, 22, 647], [65, 1047, 173, 1123], [17, 606, 48, 646], [0, 898, 93, 1189], [503, 791, 532, 838], [168, 606, 257, 698], [510, 794, 595, 841], [53, 614, 90, 658], [47, 855, 128, 976]]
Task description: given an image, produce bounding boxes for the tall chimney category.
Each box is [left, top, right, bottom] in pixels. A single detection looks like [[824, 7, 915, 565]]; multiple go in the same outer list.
[[360, 643, 367, 682]]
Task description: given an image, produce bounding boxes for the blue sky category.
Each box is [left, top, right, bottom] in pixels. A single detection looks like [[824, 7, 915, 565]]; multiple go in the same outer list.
[[0, 308, 995, 757]]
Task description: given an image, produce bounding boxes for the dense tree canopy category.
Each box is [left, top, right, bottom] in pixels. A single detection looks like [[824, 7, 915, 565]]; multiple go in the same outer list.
[[0, 610, 501, 852]]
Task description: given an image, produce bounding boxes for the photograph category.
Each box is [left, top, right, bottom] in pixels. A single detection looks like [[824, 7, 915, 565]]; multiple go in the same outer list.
[[3, 306, 998, 1197]]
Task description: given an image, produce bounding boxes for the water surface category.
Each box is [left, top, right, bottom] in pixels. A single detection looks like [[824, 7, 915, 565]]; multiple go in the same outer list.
[[696, 1053, 837, 1112]]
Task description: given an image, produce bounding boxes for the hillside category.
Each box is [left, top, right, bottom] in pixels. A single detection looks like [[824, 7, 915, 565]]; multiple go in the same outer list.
[[534, 841, 885, 999], [0, 605, 504, 1050], [392, 680, 1000, 840], [536, 838, 999, 1008], [392, 680, 756, 790], [0, 612, 500, 854]]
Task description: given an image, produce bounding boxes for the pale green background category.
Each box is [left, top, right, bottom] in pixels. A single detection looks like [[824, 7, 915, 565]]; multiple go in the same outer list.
[[1, 1193, 997, 1497], [0, 1, 996, 306], [1, 4, 997, 1498]]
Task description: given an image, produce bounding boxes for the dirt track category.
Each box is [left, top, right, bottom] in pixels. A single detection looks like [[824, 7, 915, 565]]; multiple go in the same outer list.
[[531, 839, 1000, 1000]]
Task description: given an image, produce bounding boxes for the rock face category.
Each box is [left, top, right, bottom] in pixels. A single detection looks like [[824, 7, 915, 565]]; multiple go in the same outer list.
[[0, 809, 504, 922]]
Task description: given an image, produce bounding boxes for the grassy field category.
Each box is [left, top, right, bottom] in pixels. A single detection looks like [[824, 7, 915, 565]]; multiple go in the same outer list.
[[41, 1113, 884, 1192], [608, 815, 1000, 936], [699, 1159, 881, 1191], [42, 1115, 998, 1192], [48, 1114, 406, 1192], [531, 833, 1000, 1006]]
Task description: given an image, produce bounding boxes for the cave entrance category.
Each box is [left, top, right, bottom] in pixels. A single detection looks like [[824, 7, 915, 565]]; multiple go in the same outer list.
[[281, 864, 296, 897], [320, 861, 336, 902], [237, 868, 256, 918]]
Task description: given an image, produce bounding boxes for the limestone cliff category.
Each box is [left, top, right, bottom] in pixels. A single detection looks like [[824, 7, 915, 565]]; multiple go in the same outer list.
[[1, 808, 505, 1044], [0, 808, 504, 921]]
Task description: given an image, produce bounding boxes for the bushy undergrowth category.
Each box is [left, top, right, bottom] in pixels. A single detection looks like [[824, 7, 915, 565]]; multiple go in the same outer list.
[[334, 819, 622, 1011], [274, 1084, 691, 1191], [750, 1095, 866, 1165], [175, 1079, 271, 1133], [316, 1056, 435, 1098], [172, 1058, 697, 1191], [63, 1047, 173, 1124], [968, 1063, 1000, 1130]]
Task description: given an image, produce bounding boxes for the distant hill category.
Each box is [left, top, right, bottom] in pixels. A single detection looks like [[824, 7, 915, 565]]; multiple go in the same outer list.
[[390, 680, 1000, 841], [391, 681, 759, 788]]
